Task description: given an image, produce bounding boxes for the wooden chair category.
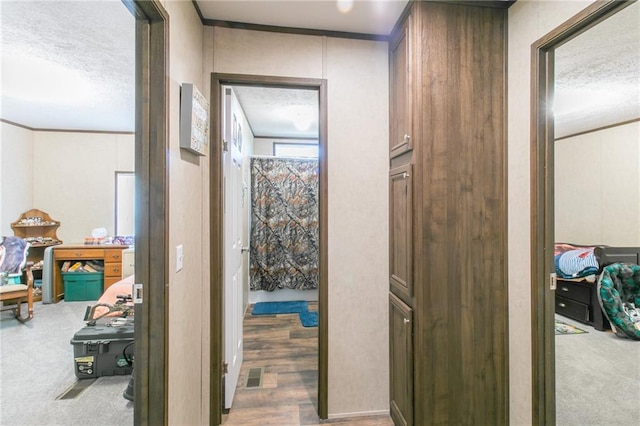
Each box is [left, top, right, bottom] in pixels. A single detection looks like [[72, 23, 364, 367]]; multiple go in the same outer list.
[[0, 262, 34, 322], [1, 236, 34, 323]]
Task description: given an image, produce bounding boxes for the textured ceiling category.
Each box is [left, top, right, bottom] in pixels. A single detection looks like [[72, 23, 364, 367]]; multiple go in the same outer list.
[[554, 2, 640, 138], [0, 0, 135, 132], [232, 86, 319, 139], [1, 1, 638, 137], [196, 0, 409, 36]]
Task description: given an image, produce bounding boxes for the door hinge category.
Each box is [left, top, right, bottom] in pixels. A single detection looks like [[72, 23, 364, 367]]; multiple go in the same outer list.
[[223, 140, 229, 152], [549, 273, 557, 291], [223, 362, 228, 374]]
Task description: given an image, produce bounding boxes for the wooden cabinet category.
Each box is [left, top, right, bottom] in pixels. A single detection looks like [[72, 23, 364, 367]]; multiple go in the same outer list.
[[390, 164, 413, 305], [556, 279, 609, 331], [52, 245, 128, 303], [389, 8, 413, 159], [388, 2, 508, 425], [388, 8, 418, 426], [104, 249, 125, 287], [389, 293, 413, 426]]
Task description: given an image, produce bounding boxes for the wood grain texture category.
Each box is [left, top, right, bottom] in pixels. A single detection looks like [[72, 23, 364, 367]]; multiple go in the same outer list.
[[223, 304, 392, 426], [389, 164, 413, 305], [317, 79, 329, 420], [409, 2, 508, 425], [389, 12, 413, 158], [389, 294, 413, 426], [211, 74, 226, 426], [129, 1, 169, 424]]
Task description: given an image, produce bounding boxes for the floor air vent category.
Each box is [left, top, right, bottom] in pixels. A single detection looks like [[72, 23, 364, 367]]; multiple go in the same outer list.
[[56, 379, 96, 400], [245, 367, 264, 388]]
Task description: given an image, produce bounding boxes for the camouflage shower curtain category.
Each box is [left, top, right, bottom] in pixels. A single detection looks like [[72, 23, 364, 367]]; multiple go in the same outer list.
[[250, 157, 319, 291]]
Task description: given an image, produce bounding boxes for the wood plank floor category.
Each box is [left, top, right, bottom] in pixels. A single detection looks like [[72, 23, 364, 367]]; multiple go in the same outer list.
[[222, 303, 393, 426]]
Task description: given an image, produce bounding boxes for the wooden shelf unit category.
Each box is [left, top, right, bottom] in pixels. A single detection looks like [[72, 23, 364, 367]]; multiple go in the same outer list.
[[11, 209, 62, 301]]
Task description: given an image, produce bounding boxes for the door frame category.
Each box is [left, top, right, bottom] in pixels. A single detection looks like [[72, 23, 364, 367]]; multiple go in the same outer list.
[[529, 1, 633, 424], [210, 73, 328, 424], [122, 0, 169, 424]]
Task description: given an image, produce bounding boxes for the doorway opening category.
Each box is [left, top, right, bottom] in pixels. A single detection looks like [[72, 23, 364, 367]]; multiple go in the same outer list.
[[530, 1, 637, 424], [0, 0, 168, 424], [210, 74, 328, 424]]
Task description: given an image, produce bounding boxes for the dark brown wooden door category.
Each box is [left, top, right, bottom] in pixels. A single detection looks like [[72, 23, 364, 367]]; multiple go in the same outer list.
[[389, 164, 413, 305], [389, 11, 413, 159], [390, 292, 413, 426]]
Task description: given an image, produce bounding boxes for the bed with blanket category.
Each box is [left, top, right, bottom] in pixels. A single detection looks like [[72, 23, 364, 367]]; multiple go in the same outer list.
[[554, 243, 640, 331]]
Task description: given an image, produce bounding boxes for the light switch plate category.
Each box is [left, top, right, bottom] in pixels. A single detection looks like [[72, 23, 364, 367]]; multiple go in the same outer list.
[[176, 245, 184, 272]]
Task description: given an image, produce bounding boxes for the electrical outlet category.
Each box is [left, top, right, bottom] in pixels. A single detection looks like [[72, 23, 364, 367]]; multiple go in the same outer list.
[[176, 245, 184, 272]]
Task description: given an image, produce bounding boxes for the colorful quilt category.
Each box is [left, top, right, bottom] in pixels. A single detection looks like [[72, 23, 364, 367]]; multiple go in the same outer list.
[[597, 263, 640, 340]]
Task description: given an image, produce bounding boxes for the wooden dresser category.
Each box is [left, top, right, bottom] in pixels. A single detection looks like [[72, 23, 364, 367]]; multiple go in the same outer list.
[[51, 244, 129, 303], [555, 278, 610, 331]]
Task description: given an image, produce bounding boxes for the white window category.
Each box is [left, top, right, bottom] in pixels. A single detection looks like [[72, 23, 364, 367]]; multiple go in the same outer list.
[[273, 143, 318, 158], [115, 171, 135, 236]]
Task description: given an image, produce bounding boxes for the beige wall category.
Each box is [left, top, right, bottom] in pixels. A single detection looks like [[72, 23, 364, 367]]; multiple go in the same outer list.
[[508, 1, 596, 425], [324, 36, 389, 416], [32, 131, 134, 243], [0, 122, 34, 234], [162, 1, 209, 424], [555, 121, 640, 246], [0, 122, 133, 243], [210, 27, 390, 417]]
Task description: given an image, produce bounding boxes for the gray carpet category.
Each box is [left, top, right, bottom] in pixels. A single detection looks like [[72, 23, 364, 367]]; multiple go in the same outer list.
[[4, 300, 637, 425], [0, 300, 132, 425], [555, 314, 640, 425]]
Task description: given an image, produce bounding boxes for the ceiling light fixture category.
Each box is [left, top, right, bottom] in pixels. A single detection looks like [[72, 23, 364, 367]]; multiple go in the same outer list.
[[293, 116, 313, 131], [277, 105, 317, 132], [337, 0, 354, 14]]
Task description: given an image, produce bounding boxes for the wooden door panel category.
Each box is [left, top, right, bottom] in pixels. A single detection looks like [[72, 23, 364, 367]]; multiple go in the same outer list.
[[390, 13, 413, 159], [390, 164, 413, 305], [390, 292, 413, 426]]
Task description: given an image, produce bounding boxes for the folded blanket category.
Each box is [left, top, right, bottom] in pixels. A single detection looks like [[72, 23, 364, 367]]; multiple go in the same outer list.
[[555, 247, 599, 279]]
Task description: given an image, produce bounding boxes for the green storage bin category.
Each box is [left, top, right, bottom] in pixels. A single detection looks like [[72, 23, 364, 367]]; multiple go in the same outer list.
[[63, 272, 103, 301]]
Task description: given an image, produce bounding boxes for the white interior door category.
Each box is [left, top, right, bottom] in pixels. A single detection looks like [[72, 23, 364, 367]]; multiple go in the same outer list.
[[223, 87, 244, 409]]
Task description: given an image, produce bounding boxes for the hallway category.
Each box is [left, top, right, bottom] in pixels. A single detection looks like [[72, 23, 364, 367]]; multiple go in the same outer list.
[[222, 303, 393, 425]]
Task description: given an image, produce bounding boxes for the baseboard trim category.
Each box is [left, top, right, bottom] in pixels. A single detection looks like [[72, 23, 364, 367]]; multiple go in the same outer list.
[[327, 409, 390, 420]]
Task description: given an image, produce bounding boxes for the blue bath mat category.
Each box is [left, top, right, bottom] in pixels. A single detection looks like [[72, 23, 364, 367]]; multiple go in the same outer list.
[[299, 310, 318, 327], [251, 300, 308, 315]]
